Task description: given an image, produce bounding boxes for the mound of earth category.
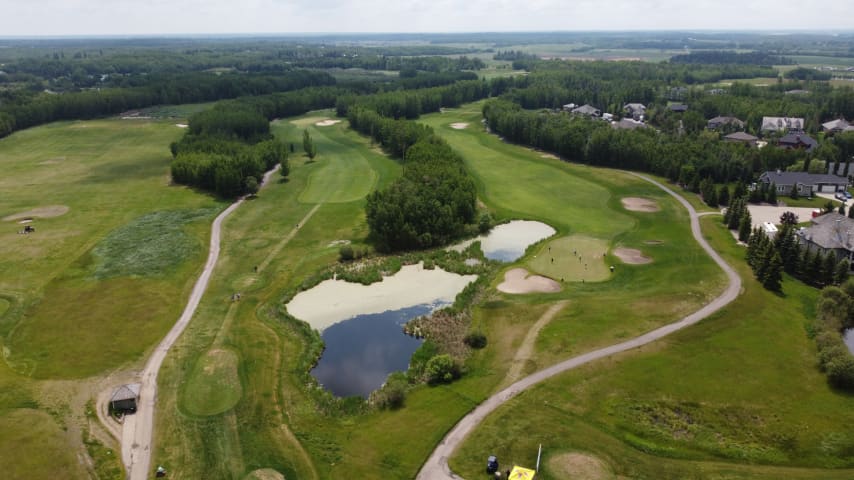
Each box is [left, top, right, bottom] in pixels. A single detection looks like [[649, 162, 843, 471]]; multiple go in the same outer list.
[[621, 197, 660, 212], [3, 205, 69, 221], [614, 247, 652, 264], [315, 119, 342, 127], [497, 268, 561, 294], [548, 452, 614, 480], [243, 469, 285, 480], [450, 122, 469, 129]]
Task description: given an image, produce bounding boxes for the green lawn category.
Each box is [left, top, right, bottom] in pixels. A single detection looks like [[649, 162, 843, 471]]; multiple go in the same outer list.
[[527, 235, 611, 283]]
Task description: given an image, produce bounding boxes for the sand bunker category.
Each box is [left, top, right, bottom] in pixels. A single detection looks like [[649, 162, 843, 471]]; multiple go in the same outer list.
[[243, 469, 285, 480], [315, 119, 342, 127], [450, 122, 469, 129], [286, 262, 477, 332], [548, 452, 613, 480], [621, 197, 660, 212], [614, 247, 652, 264], [497, 268, 561, 294], [175, 123, 188, 128], [3, 205, 69, 222]]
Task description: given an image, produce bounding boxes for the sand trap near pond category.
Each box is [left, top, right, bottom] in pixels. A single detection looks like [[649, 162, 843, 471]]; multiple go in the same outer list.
[[286, 262, 477, 332], [622, 197, 660, 212], [497, 268, 561, 294], [3, 205, 69, 222], [547, 452, 615, 480], [450, 122, 469, 129], [315, 119, 342, 127], [614, 247, 652, 264]]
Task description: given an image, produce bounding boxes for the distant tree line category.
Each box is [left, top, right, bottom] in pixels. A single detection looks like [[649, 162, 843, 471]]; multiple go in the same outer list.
[[670, 51, 793, 65], [0, 70, 334, 139]]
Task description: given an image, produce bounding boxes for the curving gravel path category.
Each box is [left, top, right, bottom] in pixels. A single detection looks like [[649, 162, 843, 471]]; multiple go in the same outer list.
[[416, 173, 742, 480], [122, 166, 280, 480]]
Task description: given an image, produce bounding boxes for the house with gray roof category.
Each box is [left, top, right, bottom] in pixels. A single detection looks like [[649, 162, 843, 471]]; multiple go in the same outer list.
[[778, 133, 818, 152], [758, 170, 849, 196], [623, 103, 646, 120], [708, 116, 745, 131], [723, 131, 758, 146], [797, 213, 854, 268], [761, 116, 804, 133], [822, 119, 854, 134], [571, 104, 601, 118], [612, 118, 647, 130], [110, 383, 141, 414]]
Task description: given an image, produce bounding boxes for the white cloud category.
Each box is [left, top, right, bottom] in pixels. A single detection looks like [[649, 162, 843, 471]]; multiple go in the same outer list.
[[0, 0, 852, 36]]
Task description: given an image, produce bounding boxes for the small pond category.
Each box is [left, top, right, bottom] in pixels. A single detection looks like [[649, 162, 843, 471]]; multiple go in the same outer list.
[[286, 263, 477, 398], [312, 304, 435, 398], [844, 329, 854, 355], [450, 220, 556, 262]]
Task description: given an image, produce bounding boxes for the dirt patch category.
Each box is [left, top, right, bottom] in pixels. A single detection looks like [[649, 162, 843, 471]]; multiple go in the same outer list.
[[497, 268, 561, 294], [3, 205, 69, 221], [450, 122, 469, 130], [621, 197, 660, 212], [315, 119, 341, 127], [614, 247, 652, 265], [548, 452, 614, 480], [243, 468, 285, 480]]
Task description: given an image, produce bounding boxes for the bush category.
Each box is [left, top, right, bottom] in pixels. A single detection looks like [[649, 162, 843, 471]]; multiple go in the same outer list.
[[463, 331, 487, 349], [372, 372, 409, 409], [339, 245, 355, 262], [425, 354, 460, 384]]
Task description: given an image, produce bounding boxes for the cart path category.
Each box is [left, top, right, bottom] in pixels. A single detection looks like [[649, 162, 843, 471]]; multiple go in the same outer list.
[[415, 173, 742, 479], [122, 166, 286, 480]]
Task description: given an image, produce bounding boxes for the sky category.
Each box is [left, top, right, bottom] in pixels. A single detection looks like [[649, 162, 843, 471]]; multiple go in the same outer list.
[[1, 0, 853, 36]]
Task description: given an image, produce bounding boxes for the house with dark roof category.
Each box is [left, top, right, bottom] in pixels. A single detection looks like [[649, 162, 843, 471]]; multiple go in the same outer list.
[[708, 116, 745, 131], [110, 383, 141, 414], [778, 133, 818, 152], [758, 171, 848, 196], [623, 103, 646, 120], [723, 131, 758, 146], [761, 116, 804, 133], [797, 213, 854, 268], [571, 104, 601, 118], [668, 104, 688, 113]]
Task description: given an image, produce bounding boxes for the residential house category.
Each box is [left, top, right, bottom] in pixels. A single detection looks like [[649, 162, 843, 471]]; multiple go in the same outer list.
[[668, 103, 688, 113], [110, 383, 141, 414], [708, 116, 745, 131], [758, 170, 849, 196], [562, 103, 577, 112], [667, 86, 688, 100], [723, 131, 758, 146], [778, 132, 818, 152], [612, 118, 647, 130], [761, 116, 805, 133], [571, 104, 601, 118], [822, 118, 854, 134], [623, 103, 646, 120], [797, 213, 854, 268]]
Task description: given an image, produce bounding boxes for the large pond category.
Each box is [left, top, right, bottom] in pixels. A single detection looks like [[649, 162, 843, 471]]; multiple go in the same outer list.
[[286, 263, 477, 397], [450, 220, 556, 262], [844, 329, 854, 355]]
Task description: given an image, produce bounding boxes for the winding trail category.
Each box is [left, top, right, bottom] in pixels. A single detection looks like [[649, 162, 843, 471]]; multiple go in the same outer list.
[[121, 166, 281, 480], [416, 173, 742, 479]]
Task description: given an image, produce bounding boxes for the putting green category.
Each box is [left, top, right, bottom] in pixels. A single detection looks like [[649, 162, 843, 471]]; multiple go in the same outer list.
[[180, 348, 242, 416], [528, 235, 610, 282]]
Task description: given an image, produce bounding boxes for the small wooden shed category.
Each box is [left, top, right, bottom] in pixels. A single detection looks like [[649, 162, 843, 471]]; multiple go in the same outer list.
[[110, 383, 141, 414]]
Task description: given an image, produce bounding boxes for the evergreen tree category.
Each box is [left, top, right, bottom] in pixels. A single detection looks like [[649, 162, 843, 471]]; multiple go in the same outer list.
[[718, 185, 731, 207], [767, 183, 778, 205], [790, 185, 799, 200], [746, 227, 764, 269], [738, 211, 752, 242], [734, 181, 747, 199], [811, 250, 825, 287], [835, 259, 851, 285], [756, 242, 773, 281], [303, 129, 316, 159], [823, 252, 839, 287], [762, 251, 783, 291]]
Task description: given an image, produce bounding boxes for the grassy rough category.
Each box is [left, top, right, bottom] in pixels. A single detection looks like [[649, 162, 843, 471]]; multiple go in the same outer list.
[[180, 348, 243, 417]]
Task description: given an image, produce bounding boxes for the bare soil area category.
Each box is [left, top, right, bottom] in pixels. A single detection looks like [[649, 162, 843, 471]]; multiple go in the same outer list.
[[621, 197, 660, 212], [613, 247, 652, 264], [3, 205, 70, 221], [497, 268, 561, 294]]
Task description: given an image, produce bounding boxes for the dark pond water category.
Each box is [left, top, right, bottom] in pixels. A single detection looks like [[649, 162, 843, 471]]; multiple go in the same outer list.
[[844, 329, 854, 355], [311, 303, 435, 398]]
